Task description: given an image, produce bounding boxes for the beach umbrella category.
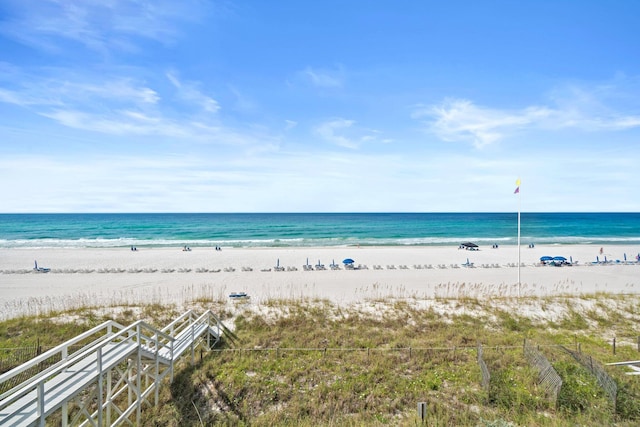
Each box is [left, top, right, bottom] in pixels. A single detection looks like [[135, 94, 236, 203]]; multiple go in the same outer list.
[[553, 256, 567, 262], [462, 242, 478, 249], [343, 258, 355, 264], [540, 256, 553, 262]]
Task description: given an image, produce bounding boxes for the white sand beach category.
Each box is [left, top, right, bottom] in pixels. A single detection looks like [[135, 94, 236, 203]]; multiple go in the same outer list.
[[1, 244, 639, 320]]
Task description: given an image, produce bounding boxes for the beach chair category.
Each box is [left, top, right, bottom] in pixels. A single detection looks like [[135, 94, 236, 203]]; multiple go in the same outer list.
[[33, 260, 50, 273]]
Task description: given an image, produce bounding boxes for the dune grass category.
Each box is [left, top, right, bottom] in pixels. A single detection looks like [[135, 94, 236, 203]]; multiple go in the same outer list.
[[3, 293, 640, 426]]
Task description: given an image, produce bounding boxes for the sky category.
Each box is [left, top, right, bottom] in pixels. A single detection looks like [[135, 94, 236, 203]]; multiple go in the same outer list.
[[1, 0, 639, 213]]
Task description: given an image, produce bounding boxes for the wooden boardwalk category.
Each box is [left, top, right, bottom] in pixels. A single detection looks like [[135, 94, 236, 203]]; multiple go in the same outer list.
[[0, 310, 222, 426]]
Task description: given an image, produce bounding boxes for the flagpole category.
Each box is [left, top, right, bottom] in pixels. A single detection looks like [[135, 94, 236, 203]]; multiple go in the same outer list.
[[516, 179, 521, 297], [517, 188, 521, 297]]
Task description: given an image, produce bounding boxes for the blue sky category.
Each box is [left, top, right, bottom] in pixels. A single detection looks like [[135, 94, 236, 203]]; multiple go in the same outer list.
[[1, 0, 639, 212]]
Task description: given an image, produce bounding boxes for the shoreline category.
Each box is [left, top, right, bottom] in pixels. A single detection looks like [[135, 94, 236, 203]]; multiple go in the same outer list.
[[1, 244, 639, 320]]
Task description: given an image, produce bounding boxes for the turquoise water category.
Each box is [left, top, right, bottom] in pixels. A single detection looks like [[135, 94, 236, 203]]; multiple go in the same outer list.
[[0, 213, 639, 248]]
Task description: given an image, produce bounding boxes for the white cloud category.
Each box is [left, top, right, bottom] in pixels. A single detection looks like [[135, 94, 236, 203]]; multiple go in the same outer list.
[[228, 86, 257, 113], [2, 132, 639, 212], [6, 144, 637, 212], [38, 108, 281, 148], [0, 75, 159, 109], [0, 88, 46, 107], [303, 66, 344, 88], [314, 119, 358, 148], [608, 116, 640, 129], [167, 72, 220, 114], [413, 99, 553, 148], [545, 81, 640, 131], [314, 119, 389, 149], [415, 90, 640, 148], [0, 0, 203, 53], [59, 79, 160, 106], [0, 68, 254, 143], [40, 109, 189, 137]]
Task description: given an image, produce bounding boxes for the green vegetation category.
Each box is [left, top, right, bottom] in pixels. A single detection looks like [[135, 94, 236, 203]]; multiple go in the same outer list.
[[3, 294, 640, 426]]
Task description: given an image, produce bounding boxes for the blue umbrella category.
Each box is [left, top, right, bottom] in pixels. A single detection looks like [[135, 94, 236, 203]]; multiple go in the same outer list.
[[343, 258, 355, 264], [540, 256, 553, 261], [553, 256, 567, 262]]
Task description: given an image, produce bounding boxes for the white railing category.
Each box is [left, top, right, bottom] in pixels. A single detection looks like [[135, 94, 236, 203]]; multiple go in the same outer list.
[[0, 319, 127, 400], [0, 310, 223, 426]]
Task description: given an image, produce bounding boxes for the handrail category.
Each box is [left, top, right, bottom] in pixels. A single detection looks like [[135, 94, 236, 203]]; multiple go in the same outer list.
[[0, 320, 127, 397], [0, 310, 222, 425], [160, 310, 219, 340], [162, 310, 205, 340], [161, 309, 196, 334], [0, 320, 174, 406]]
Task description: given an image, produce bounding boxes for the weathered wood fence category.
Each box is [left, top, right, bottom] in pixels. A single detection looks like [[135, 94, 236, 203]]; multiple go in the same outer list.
[[561, 345, 617, 409], [523, 339, 563, 404], [477, 343, 490, 391]]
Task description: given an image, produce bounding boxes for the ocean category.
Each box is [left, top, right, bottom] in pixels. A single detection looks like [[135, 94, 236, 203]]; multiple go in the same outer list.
[[0, 213, 639, 249]]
